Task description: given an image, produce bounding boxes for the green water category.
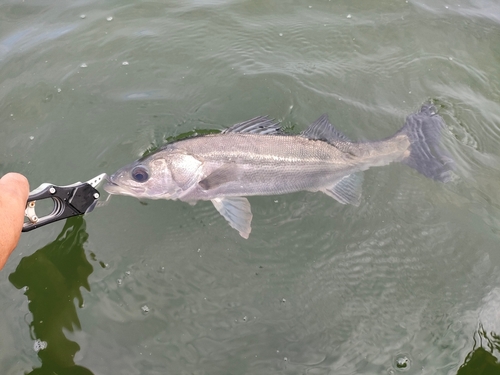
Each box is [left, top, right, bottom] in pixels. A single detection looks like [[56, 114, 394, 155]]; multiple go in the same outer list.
[[1, 0, 500, 374]]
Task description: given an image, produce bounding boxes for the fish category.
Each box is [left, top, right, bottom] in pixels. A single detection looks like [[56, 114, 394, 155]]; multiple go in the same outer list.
[[104, 103, 453, 238]]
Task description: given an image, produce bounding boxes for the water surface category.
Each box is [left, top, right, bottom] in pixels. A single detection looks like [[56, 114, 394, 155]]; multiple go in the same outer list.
[[1, 0, 500, 374]]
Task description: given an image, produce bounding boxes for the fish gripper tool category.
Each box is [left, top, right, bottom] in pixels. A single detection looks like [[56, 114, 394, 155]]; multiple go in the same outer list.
[[22, 173, 107, 232]]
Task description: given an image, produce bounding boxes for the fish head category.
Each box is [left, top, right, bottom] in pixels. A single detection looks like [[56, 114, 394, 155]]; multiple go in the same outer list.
[[104, 153, 176, 199]]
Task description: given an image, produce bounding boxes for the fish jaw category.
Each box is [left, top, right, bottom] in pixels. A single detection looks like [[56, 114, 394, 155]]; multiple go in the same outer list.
[[104, 172, 147, 197]]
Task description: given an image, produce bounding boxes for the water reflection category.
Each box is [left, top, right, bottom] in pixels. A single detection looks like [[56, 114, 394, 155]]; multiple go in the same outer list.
[[457, 325, 500, 375], [9, 217, 94, 375], [0, 25, 76, 61]]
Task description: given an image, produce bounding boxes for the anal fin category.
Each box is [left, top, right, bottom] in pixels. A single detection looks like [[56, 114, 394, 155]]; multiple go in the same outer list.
[[321, 173, 363, 206], [211, 197, 253, 239]]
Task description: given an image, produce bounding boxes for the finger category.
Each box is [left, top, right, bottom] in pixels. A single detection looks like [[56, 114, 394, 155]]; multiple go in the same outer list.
[[0, 173, 30, 269]]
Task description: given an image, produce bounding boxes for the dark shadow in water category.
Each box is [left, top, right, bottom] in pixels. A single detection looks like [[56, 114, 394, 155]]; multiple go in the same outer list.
[[9, 217, 95, 375], [457, 325, 500, 375]]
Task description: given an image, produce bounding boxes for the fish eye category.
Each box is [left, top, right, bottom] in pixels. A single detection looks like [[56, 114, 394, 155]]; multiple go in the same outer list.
[[131, 165, 149, 183]]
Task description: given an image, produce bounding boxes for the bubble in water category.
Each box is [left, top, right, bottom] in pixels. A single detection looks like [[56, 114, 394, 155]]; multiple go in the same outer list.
[[80, 14, 86, 19], [33, 339, 47, 352], [279, 33, 283, 37], [122, 61, 129, 66], [107, 16, 113, 21], [347, 14, 352, 19], [395, 356, 410, 370], [57, 88, 61, 93], [141, 305, 150, 313], [80, 63, 88, 68]]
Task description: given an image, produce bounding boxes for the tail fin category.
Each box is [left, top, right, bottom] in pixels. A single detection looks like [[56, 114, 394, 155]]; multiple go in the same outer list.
[[399, 103, 454, 182]]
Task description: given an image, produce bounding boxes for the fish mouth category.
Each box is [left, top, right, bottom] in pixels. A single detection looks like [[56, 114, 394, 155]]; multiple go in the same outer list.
[[103, 180, 122, 195], [103, 176, 147, 197], [102, 174, 118, 191]]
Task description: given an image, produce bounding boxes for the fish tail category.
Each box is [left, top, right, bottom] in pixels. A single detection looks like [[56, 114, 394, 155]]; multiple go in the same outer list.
[[399, 103, 454, 182]]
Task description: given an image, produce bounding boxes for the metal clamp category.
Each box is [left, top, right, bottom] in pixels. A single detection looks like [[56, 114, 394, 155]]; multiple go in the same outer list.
[[22, 173, 107, 232]]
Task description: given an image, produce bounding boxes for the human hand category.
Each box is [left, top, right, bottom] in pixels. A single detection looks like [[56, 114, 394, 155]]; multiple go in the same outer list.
[[0, 173, 29, 270]]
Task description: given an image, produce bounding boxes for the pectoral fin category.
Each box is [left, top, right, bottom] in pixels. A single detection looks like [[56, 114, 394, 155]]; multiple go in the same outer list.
[[211, 197, 253, 239], [199, 164, 240, 190], [321, 173, 363, 206]]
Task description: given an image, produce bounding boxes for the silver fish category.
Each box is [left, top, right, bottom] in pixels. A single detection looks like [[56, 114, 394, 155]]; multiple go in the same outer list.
[[105, 103, 453, 238]]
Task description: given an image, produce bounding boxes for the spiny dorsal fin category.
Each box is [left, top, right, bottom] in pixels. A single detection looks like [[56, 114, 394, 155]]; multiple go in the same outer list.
[[301, 114, 350, 143], [222, 116, 281, 135]]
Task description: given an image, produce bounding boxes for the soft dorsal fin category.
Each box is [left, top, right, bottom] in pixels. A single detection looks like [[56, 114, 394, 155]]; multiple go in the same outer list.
[[222, 116, 281, 135], [301, 114, 350, 143]]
